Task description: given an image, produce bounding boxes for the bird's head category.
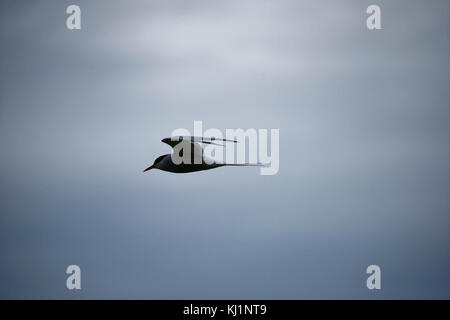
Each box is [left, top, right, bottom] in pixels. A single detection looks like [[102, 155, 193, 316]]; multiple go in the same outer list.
[[143, 154, 166, 172]]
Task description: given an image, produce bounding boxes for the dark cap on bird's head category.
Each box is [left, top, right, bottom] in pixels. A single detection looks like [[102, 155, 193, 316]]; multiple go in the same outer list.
[[143, 154, 166, 172]]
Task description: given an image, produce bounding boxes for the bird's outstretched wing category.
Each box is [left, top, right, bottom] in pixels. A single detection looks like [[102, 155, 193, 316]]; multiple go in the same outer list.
[[158, 137, 265, 168], [160, 136, 237, 163], [161, 136, 238, 148]]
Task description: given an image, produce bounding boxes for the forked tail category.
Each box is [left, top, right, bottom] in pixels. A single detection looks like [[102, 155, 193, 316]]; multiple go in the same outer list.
[[221, 163, 266, 167]]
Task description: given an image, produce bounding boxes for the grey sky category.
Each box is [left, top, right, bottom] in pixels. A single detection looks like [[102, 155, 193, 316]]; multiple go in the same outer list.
[[1, 0, 449, 298]]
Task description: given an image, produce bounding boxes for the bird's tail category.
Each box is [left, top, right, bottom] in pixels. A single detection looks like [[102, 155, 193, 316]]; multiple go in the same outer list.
[[221, 163, 266, 167]]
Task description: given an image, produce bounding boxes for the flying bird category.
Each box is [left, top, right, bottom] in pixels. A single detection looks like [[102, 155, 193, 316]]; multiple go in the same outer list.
[[144, 136, 262, 173]]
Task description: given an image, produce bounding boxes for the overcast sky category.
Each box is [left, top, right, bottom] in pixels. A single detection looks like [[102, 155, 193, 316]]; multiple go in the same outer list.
[[1, 0, 449, 298]]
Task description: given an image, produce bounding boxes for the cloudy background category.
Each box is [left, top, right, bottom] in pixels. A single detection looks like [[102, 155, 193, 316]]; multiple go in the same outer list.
[[1, 0, 449, 299]]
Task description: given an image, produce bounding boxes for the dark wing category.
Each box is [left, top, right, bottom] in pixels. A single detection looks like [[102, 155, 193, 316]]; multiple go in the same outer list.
[[160, 136, 238, 164], [161, 136, 238, 148]]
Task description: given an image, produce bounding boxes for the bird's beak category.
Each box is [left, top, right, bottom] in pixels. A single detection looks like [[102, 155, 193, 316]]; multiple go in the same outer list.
[[143, 165, 154, 172]]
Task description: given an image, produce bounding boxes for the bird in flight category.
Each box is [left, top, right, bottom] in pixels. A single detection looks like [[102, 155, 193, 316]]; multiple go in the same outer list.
[[143, 136, 262, 173]]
